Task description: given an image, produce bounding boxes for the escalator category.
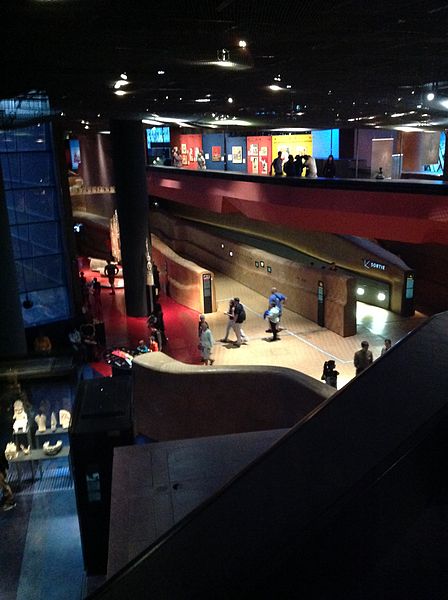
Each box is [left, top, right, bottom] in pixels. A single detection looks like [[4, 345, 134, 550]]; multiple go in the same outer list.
[[89, 312, 448, 599]]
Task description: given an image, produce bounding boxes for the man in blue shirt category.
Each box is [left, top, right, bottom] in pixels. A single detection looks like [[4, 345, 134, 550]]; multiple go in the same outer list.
[[265, 287, 287, 332]]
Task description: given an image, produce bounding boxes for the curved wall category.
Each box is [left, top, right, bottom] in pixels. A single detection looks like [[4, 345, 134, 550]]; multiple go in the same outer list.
[[151, 235, 216, 314], [132, 353, 334, 441]]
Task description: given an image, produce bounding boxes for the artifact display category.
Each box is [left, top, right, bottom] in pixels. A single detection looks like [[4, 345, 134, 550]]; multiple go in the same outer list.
[[50, 412, 57, 431], [13, 400, 28, 433], [43, 440, 63, 456], [5, 442, 19, 460], [59, 410, 71, 429], [35, 414, 47, 432]]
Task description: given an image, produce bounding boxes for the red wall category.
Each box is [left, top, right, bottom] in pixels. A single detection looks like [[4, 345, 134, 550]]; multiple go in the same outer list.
[[246, 136, 272, 175], [170, 133, 203, 170], [147, 169, 448, 245]]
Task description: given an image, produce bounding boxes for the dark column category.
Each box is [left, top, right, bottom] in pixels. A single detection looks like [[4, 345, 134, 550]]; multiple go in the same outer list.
[[110, 120, 149, 317], [0, 163, 27, 357]]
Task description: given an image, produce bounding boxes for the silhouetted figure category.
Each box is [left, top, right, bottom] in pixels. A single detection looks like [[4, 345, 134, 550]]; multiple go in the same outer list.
[[104, 259, 119, 295], [323, 154, 336, 178], [283, 154, 295, 177]]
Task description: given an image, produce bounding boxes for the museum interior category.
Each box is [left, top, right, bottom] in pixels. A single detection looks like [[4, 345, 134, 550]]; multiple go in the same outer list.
[[2, 2, 448, 599]]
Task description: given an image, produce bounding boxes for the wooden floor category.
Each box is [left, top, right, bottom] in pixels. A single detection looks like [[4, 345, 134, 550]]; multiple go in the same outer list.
[[204, 273, 427, 390]]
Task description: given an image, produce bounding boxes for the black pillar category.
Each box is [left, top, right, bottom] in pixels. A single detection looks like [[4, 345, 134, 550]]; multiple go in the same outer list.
[[110, 120, 149, 317], [0, 163, 27, 357]]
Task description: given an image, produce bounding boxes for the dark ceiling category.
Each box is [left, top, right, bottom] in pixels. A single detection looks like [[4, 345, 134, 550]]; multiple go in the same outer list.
[[3, 0, 448, 133]]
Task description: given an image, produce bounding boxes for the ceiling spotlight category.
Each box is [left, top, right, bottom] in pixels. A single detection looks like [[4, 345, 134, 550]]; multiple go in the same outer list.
[[84, 125, 89, 129], [120, 73, 128, 80], [114, 80, 130, 89], [356, 287, 365, 296], [227, 97, 233, 103], [157, 70, 165, 75], [114, 90, 127, 96], [427, 92, 435, 101], [217, 48, 230, 62], [238, 40, 247, 48], [268, 84, 282, 91], [286, 85, 292, 89], [377, 292, 386, 301]]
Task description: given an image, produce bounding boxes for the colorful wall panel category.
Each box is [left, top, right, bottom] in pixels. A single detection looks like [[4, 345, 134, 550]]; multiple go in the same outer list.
[[225, 135, 247, 173], [246, 136, 272, 175], [271, 134, 312, 162], [170, 132, 203, 170], [312, 129, 340, 159], [202, 133, 225, 171]]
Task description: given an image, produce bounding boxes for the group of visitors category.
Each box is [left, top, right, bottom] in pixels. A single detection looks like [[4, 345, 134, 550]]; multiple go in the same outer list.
[[271, 153, 336, 179], [146, 301, 167, 352]]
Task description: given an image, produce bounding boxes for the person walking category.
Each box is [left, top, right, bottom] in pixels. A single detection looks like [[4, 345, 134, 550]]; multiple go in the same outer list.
[[266, 287, 287, 332], [220, 299, 235, 343], [264, 301, 281, 341], [232, 297, 248, 347], [354, 341, 373, 375], [104, 259, 119, 295], [199, 321, 215, 365], [91, 277, 102, 320], [270, 151, 283, 177]]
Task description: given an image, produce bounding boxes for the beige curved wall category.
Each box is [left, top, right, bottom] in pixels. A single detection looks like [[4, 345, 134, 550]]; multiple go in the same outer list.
[[151, 235, 216, 314], [133, 353, 334, 441]]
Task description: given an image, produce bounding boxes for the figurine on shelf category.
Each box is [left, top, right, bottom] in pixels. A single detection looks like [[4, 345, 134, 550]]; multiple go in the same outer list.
[[50, 412, 57, 431], [35, 414, 47, 433], [59, 410, 71, 430], [20, 445, 31, 455], [13, 400, 28, 433]]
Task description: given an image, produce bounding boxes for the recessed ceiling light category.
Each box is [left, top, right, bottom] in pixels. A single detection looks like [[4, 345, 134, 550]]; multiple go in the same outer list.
[[427, 92, 435, 101], [114, 90, 127, 96], [120, 73, 127, 80], [268, 85, 282, 91], [114, 80, 130, 89], [227, 97, 233, 103], [238, 40, 247, 48], [195, 98, 211, 103], [286, 85, 291, 89], [84, 125, 89, 129], [157, 70, 165, 75]]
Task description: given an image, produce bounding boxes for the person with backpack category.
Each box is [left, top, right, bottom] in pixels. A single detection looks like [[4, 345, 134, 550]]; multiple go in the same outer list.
[[232, 297, 248, 347], [266, 287, 287, 332]]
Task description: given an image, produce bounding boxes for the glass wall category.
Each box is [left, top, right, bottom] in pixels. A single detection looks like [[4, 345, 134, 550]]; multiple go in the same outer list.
[[0, 119, 71, 327]]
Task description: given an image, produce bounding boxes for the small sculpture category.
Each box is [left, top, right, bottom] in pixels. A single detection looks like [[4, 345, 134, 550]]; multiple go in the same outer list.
[[43, 440, 63, 456], [50, 412, 57, 431], [5, 442, 19, 460], [59, 409, 71, 430], [20, 445, 31, 455], [35, 414, 47, 433], [13, 400, 28, 433]]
